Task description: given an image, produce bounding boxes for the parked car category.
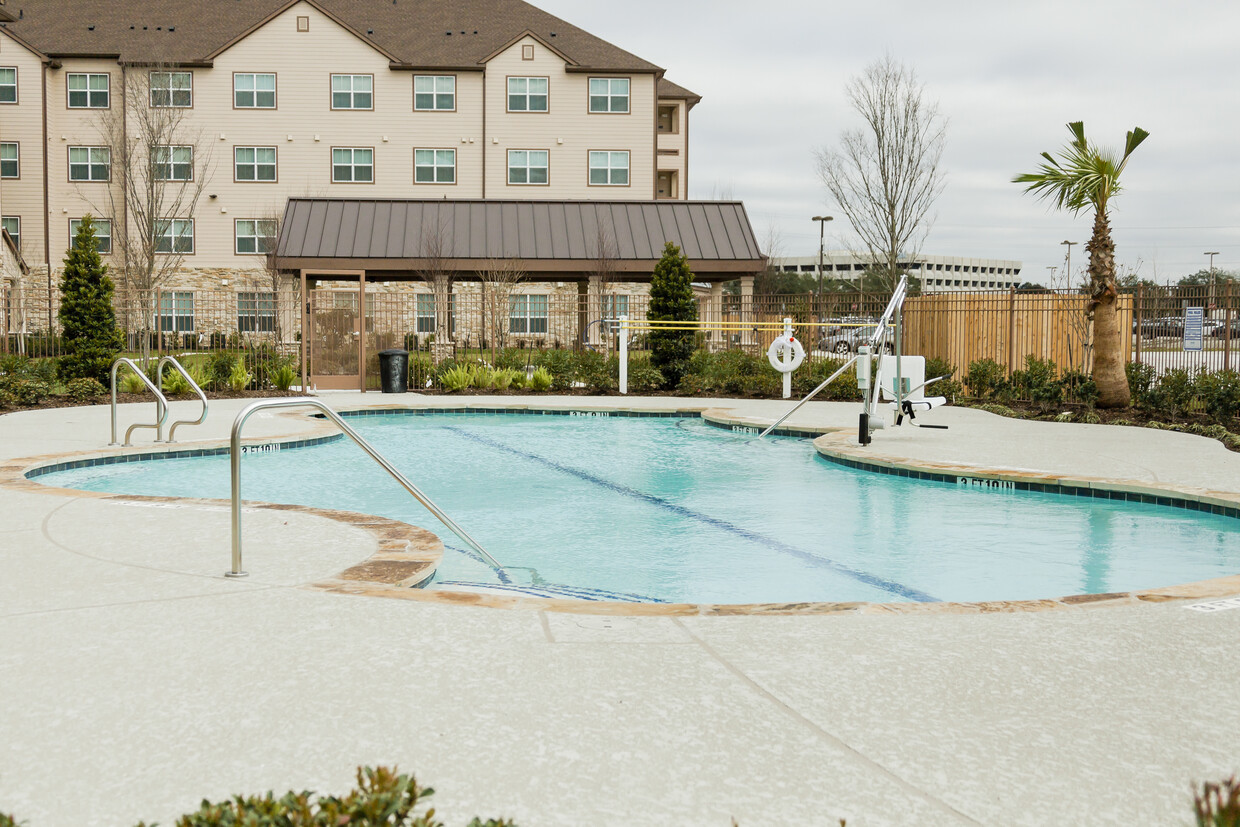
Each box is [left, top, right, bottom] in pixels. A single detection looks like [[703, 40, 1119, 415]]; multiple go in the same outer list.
[[1210, 319, 1240, 339], [1135, 316, 1184, 337], [817, 322, 894, 354]]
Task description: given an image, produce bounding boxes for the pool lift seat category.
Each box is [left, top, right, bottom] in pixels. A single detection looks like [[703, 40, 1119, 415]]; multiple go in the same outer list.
[[875, 355, 947, 427]]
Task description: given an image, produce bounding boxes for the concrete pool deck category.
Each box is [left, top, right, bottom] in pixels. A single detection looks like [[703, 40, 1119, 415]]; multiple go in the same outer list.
[[1, 393, 1239, 825]]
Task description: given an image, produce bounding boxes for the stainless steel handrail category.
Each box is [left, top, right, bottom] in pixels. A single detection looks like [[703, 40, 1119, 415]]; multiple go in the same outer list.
[[155, 356, 209, 443], [110, 358, 170, 446], [757, 355, 859, 439], [226, 397, 499, 578]]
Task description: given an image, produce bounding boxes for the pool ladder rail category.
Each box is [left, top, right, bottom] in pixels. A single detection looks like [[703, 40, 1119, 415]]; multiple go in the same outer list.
[[226, 398, 500, 579], [109, 356, 209, 446]]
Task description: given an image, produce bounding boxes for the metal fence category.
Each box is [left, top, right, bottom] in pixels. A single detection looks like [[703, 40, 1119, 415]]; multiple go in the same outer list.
[[3, 280, 1237, 386]]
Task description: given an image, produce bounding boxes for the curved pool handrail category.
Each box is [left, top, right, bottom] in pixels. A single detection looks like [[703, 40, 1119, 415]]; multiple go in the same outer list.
[[226, 397, 500, 578], [155, 355, 209, 443], [110, 358, 170, 446]]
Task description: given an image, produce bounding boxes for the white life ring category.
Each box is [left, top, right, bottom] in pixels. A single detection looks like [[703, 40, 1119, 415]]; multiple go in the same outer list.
[[767, 334, 805, 373]]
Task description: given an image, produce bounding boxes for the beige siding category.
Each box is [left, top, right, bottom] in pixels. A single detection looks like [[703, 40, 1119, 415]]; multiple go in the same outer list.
[[45, 57, 126, 265], [483, 36, 656, 199], [656, 99, 687, 198], [0, 30, 46, 265]]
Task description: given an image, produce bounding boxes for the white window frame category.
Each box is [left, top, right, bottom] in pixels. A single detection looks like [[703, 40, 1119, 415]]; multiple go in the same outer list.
[[414, 149, 456, 184], [234, 219, 277, 255], [153, 145, 193, 182], [68, 73, 109, 108], [507, 77, 548, 112], [416, 293, 436, 333], [588, 151, 629, 186], [234, 146, 277, 182], [0, 142, 17, 179], [332, 147, 373, 183], [237, 291, 277, 333], [233, 73, 276, 109], [509, 294, 549, 334], [588, 77, 629, 113], [69, 146, 111, 182], [150, 71, 192, 108], [158, 291, 195, 332], [69, 218, 112, 254], [507, 149, 548, 186], [1, 216, 19, 249], [0, 67, 15, 104], [154, 219, 194, 255], [330, 74, 373, 110], [414, 75, 455, 111]]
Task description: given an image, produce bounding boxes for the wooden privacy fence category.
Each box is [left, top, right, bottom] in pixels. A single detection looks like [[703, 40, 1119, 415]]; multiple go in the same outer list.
[[903, 289, 1132, 374]]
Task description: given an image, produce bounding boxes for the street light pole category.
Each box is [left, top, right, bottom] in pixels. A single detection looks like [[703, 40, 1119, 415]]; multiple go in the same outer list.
[[812, 215, 833, 319], [1061, 240, 1078, 285], [1046, 265, 1057, 288], [1205, 251, 1220, 313]]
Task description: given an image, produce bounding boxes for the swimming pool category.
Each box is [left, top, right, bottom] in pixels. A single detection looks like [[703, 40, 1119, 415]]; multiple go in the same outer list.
[[39, 411, 1240, 605]]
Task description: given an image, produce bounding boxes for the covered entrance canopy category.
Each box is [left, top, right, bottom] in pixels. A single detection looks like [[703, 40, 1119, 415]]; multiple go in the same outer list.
[[272, 198, 766, 390]]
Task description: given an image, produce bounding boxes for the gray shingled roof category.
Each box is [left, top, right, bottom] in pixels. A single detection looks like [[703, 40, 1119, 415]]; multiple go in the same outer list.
[[275, 199, 764, 279], [2, 0, 663, 72], [657, 78, 701, 105]]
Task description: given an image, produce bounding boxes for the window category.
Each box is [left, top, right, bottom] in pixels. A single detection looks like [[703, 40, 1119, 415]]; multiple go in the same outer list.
[[0, 143, 17, 178], [521, 44, 534, 60], [68, 73, 109, 108], [153, 145, 193, 181], [158, 291, 195, 332], [69, 218, 112, 254], [589, 78, 629, 113], [150, 71, 192, 107], [414, 149, 455, 184], [297, 15, 309, 31], [155, 219, 194, 254], [234, 146, 277, 182], [331, 74, 372, 109], [237, 292, 276, 333], [234, 219, 277, 255], [416, 294, 435, 333], [507, 149, 548, 185], [589, 151, 629, 186], [69, 146, 110, 181], [1, 216, 19, 249], [509, 294, 548, 334], [0, 68, 15, 104], [234, 73, 276, 108], [414, 75, 455, 110], [603, 294, 629, 321], [332, 148, 373, 182], [507, 77, 547, 112]]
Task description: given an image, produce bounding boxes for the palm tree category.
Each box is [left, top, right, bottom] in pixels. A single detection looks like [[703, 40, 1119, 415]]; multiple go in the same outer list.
[[1014, 121, 1149, 407]]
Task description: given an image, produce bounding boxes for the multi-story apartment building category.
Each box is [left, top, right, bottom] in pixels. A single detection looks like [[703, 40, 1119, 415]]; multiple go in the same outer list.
[[0, 0, 700, 289], [773, 254, 1025, 293]]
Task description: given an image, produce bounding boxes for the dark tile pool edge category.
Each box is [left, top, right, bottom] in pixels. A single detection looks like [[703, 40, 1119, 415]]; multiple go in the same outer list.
[[814, 442, 1240, 521], [23, 433, 345, 479]]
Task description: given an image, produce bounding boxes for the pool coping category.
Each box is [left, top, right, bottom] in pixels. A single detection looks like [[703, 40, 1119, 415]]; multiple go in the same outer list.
[[6, 400, 1240, 616]]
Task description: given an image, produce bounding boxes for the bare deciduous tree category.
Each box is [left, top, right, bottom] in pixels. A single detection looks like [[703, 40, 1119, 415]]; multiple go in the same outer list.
[[414, 217, 455, 364], [814, 56, 946, 293], [1, 227, 31, 353], [478, 257, 526, 364], [85, 65, 211, 363], [591, 222, 619, 351]]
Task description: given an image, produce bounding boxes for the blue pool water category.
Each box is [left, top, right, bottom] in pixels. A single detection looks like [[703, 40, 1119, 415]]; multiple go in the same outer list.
[[41, 412, 1240, 604]]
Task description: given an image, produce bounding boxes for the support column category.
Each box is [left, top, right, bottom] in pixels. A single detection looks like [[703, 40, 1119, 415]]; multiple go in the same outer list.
[[430, 273, 454, 365], [709, 282, 725, 351], [740, 275, 755, 350]]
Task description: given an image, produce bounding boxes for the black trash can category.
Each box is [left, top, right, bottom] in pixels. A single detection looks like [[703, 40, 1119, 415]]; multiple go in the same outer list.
[[378, 349, 409, 393]]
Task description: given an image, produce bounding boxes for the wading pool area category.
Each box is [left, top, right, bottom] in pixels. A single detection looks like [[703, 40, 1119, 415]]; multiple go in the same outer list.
[[3, 394, 1240, 827]]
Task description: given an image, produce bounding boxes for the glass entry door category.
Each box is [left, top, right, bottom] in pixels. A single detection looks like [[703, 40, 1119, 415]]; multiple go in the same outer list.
[[307, 277, 365, 390]]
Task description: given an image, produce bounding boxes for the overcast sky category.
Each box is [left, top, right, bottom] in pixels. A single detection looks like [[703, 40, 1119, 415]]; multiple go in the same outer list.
[[540, 0, 1240, 285]]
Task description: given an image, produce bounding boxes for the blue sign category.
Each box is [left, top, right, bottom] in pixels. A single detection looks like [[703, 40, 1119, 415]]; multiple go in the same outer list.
[[1184, 307, 1204, 352]]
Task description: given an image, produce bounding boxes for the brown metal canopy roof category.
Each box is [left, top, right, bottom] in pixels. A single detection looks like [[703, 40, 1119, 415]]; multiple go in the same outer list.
[[274, 199, 765, 282]]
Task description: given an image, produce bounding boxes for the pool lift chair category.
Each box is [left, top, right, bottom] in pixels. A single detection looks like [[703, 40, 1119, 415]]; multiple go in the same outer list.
[[760, 274, 948, 444]]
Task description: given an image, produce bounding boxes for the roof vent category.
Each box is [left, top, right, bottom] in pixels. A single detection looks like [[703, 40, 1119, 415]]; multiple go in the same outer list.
[[87, 24, 94, 30], [367, 28, 373, 34], [550, 32, 556, 37], [445, 30, 451, 35], [168, 25, 173, 31]]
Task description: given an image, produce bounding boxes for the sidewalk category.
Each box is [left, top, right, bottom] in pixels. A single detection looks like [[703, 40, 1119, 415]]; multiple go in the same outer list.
[[1, 395, 1238, 826]]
